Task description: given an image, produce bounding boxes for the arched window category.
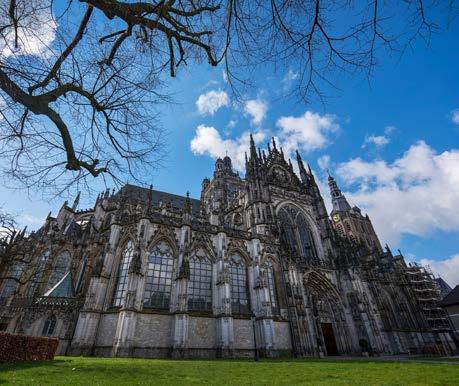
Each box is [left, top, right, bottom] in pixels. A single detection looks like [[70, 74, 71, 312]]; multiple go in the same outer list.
[[111, 241, 134, 307], [188, 249, 213, 312], [345, 221, 352, 232], [263, 260, 278, 314], [28, 250, 51, 296], [1, 262, 24, 298], [336, 224, 344, 236], [278, 205, 318, 261], [229, 254, 250, 315], [143, 241, 174, 310], [47, 251, 71, 291], [42, 315, 57, 336]]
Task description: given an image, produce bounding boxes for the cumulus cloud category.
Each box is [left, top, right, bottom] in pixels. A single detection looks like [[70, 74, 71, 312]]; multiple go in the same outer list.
[[362, 135, 390, 148], [196, 90, 229, 115], [244, 99, 268, 126], [418, 254, 459, 287], [276, 111, 339, 155], [336, 141, 459, 244], [452, 109, 459, 124], [0, 4, 56, 58], [190, 124, 267, 171]]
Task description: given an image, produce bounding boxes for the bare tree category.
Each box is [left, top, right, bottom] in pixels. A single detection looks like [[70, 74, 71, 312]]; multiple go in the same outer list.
[[0, 1, 456, 194]]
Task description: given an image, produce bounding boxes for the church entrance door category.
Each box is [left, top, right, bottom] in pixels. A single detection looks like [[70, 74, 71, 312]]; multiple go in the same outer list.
[[321, 323, 338, 356]]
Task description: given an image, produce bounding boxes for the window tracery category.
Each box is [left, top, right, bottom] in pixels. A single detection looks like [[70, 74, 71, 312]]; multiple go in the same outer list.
[[42, 315, 56, 336], [229, 254, 250, 315], [143, 241, 174, 310], [188, 249, 212, 312], [47, 251, 71, 291], [278, 205, 318, 261], [111, 241, 134, 307], [28, 250, 50, 296]]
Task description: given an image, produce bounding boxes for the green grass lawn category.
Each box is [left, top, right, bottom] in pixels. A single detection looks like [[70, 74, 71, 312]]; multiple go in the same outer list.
[[1, 356, 458, 385]]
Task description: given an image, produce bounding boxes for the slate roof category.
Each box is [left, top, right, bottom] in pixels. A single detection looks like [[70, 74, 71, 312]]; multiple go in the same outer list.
[[43, 272, 75, 298], [439, 285, 459, 307], [118, 184, 202, 215]]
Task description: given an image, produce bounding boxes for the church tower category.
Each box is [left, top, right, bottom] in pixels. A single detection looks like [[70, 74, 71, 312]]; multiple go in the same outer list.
[[328, 174, 382, 252]]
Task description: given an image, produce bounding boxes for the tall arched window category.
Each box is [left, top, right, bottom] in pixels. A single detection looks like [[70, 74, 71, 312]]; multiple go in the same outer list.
[[278, 205, 318, 261], [42, 315, 57, 336], [28, 250, 50, 296], [263, 260, 278, 314], [229, 254, 250, 315], [143, 241, 174, 310], [111, 241, 134, 307], [188, 249, 213, 312], [46, 251, 71, 291], [1, 262, 24, 298]]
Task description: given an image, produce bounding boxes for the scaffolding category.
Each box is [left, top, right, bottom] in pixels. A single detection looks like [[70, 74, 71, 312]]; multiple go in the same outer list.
[[405, 263, 451, 331]]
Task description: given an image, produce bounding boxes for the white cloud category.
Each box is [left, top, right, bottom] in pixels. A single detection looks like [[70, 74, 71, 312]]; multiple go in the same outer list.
[[276, 111, 339, 155], [226, 120, 237, 129], [336, 141, 459, 244], [418, 254, 459, 287], [362, 135, 390, 148], [452, 109, 459, 125], [244, 99, 268, 126], [0, 4, 56, 58], [190, 124, 267, 171], [282, 69, 299, 91], [283, 69, 299, 83], [317, 155, 331, 171], [196, 90, 229, 116]]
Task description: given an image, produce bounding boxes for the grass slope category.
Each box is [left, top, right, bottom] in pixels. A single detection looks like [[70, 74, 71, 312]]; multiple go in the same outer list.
[[1, 356, 458, 385]]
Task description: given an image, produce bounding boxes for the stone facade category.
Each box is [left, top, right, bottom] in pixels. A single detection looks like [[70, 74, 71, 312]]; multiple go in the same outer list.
[[0, 136, 457, 357]]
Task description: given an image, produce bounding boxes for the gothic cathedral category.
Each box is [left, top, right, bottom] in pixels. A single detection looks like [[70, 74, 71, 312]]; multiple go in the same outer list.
[[0, 136, 456, 358]]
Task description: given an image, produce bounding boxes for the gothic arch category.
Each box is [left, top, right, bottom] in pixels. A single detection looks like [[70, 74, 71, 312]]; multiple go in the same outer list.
[[302, 270, 352, 355], [275, 201, 325, 259], [189, 233, 216, 263], [226, 239, 251, 266], [146, 226, 179, 257]]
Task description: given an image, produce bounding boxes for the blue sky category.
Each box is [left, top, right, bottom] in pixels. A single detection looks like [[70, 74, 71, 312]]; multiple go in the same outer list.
[[1, 7, 458, 285]]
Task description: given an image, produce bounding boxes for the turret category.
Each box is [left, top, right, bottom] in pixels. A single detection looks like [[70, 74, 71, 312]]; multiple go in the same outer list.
[[328, 173, 351, 214]]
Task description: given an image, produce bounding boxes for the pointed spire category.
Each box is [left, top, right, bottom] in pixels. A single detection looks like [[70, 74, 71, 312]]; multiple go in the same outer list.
[[272, 137, 277, 150], [296, 150, 308, 183], [249, 133, 257, 159], [328, 173, 351, 214], [72, 191, 81, 211], [267, 142, 271, 153]]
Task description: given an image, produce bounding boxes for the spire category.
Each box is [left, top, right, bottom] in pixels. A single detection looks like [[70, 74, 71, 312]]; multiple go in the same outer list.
[[272, 137, 277, 151], [72, 191, 81, 211], [328, 173, 351, 214], [249, 133, 257, 159], [296, 150, 308, 183]]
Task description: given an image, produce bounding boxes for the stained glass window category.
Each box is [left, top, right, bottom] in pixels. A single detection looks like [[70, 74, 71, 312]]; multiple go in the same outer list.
[[229, 254, 250, 315], [188, 250, 213, 312], [46, 251, 71, 291], [278, 205, 318, 261], [28, 250, 50, 296], [42, 315, 57, 336], [111, 241, 134, 307], [143, 241, 174, 310]]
